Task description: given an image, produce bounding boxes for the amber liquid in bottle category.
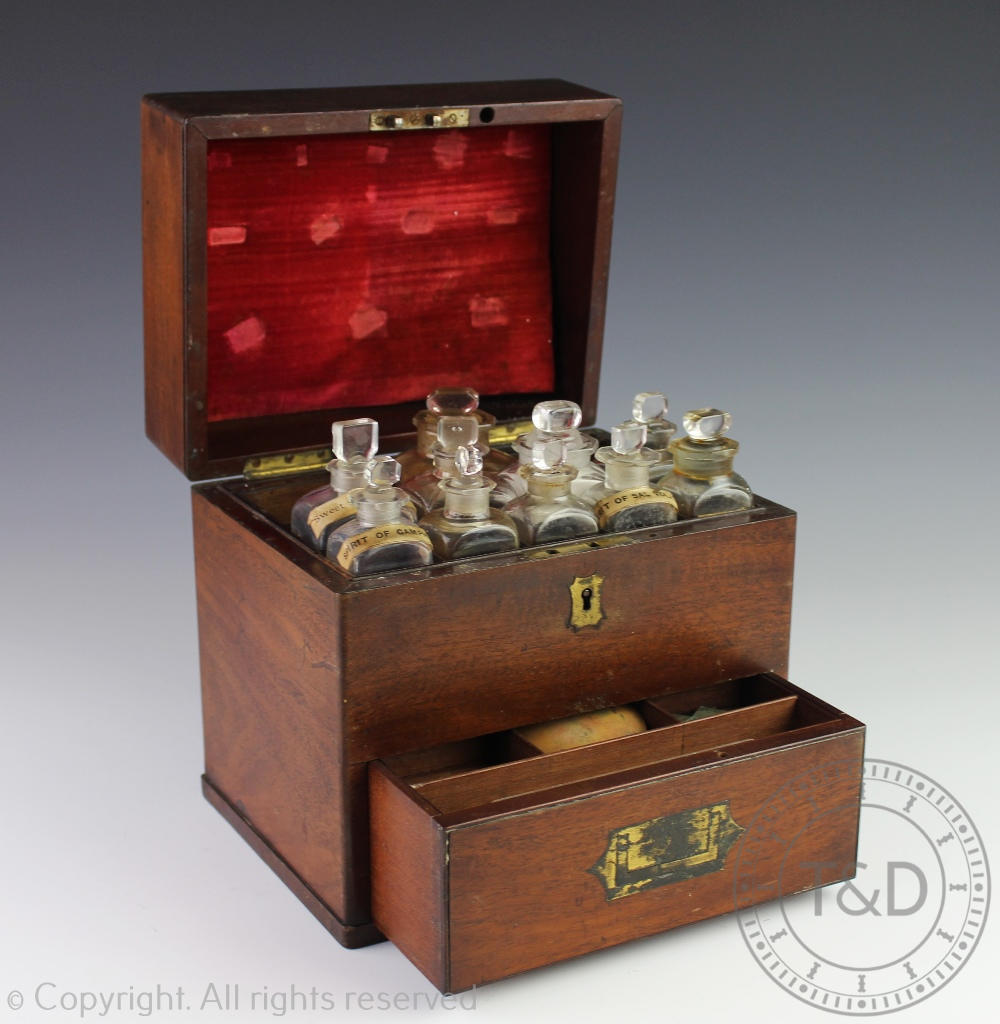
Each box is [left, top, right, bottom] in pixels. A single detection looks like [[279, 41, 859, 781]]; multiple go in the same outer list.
[[660, 408, 753, 518]]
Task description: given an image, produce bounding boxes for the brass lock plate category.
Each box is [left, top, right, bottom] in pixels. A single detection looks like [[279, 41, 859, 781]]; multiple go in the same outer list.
[[568, 574, 605, 632], [369, 108, 470, 131]]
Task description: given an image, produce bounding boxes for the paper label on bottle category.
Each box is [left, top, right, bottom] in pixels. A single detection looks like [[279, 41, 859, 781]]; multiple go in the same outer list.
[[334, 524, 433, 572], [594, 488, 679, 529], [306, 495, 358, 541]]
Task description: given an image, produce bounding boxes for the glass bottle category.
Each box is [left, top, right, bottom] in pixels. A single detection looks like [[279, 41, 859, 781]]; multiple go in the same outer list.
[[593, 422, 679, 533], [419, 445, 520, 560], [290, 417, 378, 552], [660, 408, 753, 518], [491, 399, 602, 507], [630, 392, 676, 483], [325, 456, 434, 575], [396, 386, 513, 484], [505, 437, 600, 545], [402, 415, 486, 514]]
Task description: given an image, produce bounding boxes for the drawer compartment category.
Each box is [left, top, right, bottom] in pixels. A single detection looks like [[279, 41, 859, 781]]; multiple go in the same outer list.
[[370, 674, 864, 992]]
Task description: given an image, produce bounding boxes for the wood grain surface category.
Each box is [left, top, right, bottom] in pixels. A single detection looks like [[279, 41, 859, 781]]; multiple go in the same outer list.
[[371, 725, 865, 991], [142, 101, 186, 472], [193, 478, 797, 936]]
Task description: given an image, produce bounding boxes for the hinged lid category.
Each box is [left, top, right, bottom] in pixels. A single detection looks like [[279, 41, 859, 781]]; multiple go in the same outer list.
[[142, 79, 621, 480]]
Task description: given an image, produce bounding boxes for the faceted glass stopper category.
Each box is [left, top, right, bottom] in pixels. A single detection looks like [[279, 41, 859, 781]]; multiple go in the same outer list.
[[684, 408, 732, 441], [368, 455, 401, 488], [611, 421, 647, 455], [426, 386, 479, 415], [437, 415, 480, 451], [531, 436, 567, 470], [531, 399, 582, 434], [632, 392, 668, 424], [455, 444, 483, 478], [331, 417, 378, 463]]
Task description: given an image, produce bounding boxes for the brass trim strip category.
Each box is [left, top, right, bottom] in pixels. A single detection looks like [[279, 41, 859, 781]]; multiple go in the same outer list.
[[487, 419, 533, 447], [244, 449, 331, 480]]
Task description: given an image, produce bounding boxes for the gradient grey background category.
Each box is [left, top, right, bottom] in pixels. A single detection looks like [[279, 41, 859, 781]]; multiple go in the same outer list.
[[2, 1, 996, 1020]]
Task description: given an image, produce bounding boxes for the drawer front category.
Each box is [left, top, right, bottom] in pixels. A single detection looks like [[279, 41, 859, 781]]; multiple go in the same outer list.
[[371, 728, 864, 992]]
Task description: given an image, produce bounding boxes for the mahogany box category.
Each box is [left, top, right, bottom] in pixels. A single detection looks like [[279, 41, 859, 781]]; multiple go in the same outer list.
[[141, 79, 865, 993]]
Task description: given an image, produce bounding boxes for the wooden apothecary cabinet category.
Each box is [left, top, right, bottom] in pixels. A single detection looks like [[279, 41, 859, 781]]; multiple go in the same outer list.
[[142, 79, 864, 993]]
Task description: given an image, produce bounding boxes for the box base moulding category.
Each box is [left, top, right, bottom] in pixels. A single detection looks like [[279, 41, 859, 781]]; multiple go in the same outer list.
[[201, 775, 385, 949]]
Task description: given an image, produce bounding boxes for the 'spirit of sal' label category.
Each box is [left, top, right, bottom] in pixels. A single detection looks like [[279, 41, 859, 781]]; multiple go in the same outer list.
[[307, 495, 358, 542], [335, 524, 432, 571], [594, 488, 678, 529]]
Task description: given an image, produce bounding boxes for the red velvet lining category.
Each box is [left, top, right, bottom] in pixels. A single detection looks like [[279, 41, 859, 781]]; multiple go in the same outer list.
[[205, 126, 555, 422]]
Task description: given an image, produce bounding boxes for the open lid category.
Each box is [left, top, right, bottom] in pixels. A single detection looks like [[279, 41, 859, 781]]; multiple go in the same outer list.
[[142, 80, 621, 480]]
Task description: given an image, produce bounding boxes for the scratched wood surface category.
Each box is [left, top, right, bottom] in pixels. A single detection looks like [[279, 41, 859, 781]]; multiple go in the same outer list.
[[371, 724, 865, 992]]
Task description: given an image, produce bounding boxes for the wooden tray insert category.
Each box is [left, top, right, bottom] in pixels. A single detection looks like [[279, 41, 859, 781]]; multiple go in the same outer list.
[[380, 674, 848, 816]]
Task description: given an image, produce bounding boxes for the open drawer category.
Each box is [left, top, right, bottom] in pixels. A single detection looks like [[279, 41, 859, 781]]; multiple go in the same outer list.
[[369, 673, 865, 992]]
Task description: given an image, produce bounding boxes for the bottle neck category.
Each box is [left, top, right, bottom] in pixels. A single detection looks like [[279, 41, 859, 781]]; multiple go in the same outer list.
[[414, 410, 496, 457], [517, 431, 596, 466], [669, 437, 739, 480], [357, 488, 407, 526], [526, 466, 576, 498], [329, 460, 367, 495], [432, 449, 457, 479], [605, 459, 651, 491], [443, 482, 492, 520], [642, 420, 676, 454]]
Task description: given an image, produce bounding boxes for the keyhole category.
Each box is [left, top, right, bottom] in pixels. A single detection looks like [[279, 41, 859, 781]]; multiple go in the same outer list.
[[581, 587, 593, 611]]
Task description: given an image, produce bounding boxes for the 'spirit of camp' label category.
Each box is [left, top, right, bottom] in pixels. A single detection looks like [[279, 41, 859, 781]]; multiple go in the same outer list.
[[593, 488, 678, 529], [307, 494, 358, 541], [335, 524, 432, 571]]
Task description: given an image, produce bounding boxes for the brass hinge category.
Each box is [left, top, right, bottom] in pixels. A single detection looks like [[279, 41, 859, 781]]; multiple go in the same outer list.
[[243, 418, 533, 480], [369, 108, 470, 131], [244, 448, 331, 480], [487, 419, 533, 448]]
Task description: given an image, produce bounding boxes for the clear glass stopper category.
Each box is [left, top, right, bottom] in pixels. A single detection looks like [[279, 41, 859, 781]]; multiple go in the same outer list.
[[455, 444, 483, 478], [368, 455, 401, 488], [426, 386, 479, 415], [436, 414, 480, 452], [331, 417, 378, 463], [531, 399, 582, 434], [684, 408, 732, 442], [531, 436, 568, 470], [611, 421, 647, 455], [632, 392, 667, 424]]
